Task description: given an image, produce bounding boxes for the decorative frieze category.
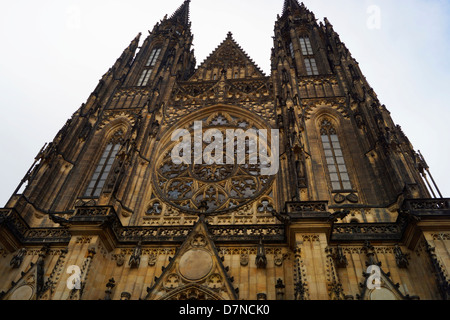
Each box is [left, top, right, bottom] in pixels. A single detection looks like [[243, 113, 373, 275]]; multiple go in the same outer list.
[[285, 201, 328, 213], [75, 236, 92, 244], [332, 223, 403, 241], [301, 235, 320, 243], [432, 233, 450, 241]]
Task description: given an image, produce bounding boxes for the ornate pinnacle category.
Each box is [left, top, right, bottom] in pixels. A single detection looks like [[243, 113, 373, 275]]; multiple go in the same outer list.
[[169, 0, 191, 26]]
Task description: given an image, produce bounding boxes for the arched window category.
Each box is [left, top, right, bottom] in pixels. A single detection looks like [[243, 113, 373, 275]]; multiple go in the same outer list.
[[137, 47, 161, 87], [84, 131, 123, 197], [299, 36, 319, 76], [320, 120, 352, 191], [289, 42, 295, 60]]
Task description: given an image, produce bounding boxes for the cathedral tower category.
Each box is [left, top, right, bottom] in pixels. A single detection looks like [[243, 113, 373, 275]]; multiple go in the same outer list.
[[0, 0, 448, 301]]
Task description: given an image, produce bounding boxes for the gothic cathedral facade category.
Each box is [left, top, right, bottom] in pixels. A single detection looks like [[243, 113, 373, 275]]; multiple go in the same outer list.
[[0, 0, 449, 301]]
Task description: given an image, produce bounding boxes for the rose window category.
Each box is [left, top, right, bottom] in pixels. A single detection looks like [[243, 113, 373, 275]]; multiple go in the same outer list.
[[153, 112, 275, 215]]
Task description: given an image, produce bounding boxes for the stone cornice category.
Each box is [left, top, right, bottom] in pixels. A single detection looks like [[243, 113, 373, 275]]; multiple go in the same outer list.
[[1, 198, 449, 252]]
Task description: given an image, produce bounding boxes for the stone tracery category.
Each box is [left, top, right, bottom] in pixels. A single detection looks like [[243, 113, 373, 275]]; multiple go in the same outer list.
[[153, 110, 275, 215]]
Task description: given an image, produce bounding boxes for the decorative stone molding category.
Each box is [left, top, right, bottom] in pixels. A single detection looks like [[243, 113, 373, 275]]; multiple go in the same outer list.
[[332, 223, 403, 241], [325, 247, 346, 300], [301, 235, 320, 243], [75, 236, 92, 244], [285, 201, 327, 213], [293, 247, 309, 300], [432, 233, 450, 241], [38, 247, 68, 300], [97, 110, 137, 131]]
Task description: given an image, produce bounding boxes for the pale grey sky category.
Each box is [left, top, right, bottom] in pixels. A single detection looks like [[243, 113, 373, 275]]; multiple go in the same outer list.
[[0, 0, 449, 206]]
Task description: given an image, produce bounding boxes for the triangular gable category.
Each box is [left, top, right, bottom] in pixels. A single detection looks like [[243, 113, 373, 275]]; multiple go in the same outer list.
[[144, 217, 238, 300], [1, 262, 43, 300], [189, 32, 266, 81]]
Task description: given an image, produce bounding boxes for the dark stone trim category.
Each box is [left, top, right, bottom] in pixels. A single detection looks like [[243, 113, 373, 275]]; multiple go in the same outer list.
[[2, 198, 449, 247]]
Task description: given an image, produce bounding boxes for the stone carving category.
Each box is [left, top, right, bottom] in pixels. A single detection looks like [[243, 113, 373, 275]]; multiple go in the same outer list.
[[148, 254, 157, 267], [129, 241, 142, 268], [294, 247, 309, 300], [257, 293, 267, 300], [40, 248, 69, 300], [104, 278, 116, 300], [346, 193, 359, 203], [240, 253, 249, 266], [274, 252, 288, 267], [394, 244, 409, 269], [286, 202, 327, 213], [333, 245, 348, 268], [432, 233, 450, 241], [120, 292, 131, 300], [164, 274, 181, 290], [426, 244, 450, 300], [10, 248, 27, 269], [207, 274, 223, 290], [115, 254, 125, 267], [191, 234, 207, 247], [36, 245, 50, 296], [153, 110, 275, 215], [179, 249, 213, 281], [275, 279, 285, 300], [325, 247, 346, 300], [255, 238, 267, 269]]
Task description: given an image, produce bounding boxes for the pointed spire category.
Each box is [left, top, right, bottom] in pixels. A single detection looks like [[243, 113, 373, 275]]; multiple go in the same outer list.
[[282, 0, 314, 20], [282, 0, 302, 15], [115, 32, 141, 69], [128, 32, 141, 53], [169, 0, 191, 26]]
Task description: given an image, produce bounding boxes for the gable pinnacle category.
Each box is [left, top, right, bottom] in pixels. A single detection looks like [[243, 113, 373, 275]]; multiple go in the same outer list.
[[190, 32, 266, 79], [282, 0, 313, 17], [282, 0, 302, 15]]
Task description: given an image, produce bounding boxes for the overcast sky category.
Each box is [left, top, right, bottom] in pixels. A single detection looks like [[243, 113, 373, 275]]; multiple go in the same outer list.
[[0, 0, 449, 206]]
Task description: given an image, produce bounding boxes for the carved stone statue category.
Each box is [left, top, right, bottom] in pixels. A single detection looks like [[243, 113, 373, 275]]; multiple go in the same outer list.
[[394, 244, 409, 269], [334, 245, 348, 268], [255, 238, 267, 269], [104, 278, 116, 300], [10, 248, 26, 269], [129, 241, 142, 268]]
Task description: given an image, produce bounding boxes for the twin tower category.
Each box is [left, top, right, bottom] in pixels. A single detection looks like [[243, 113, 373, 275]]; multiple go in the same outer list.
[[0, 0, 449, 301]]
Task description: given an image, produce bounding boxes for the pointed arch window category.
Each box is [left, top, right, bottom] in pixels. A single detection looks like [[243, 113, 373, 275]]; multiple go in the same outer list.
[[289, 42, 295, 60], [320, 120, 352, 191], [137, 47, 161, 86], [299, 37, 314, 55], [84, 131, 123, 197], [299, 36, 319, 76]]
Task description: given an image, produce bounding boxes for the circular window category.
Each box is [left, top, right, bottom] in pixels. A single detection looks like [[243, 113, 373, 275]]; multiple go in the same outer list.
[[153, 111, 275, 215]]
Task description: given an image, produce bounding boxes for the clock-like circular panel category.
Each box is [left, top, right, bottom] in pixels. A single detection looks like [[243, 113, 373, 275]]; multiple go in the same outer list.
[[178, 249, 213, 281]]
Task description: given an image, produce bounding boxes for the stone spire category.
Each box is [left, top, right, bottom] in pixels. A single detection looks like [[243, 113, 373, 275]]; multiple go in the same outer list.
[[282, 0, 302, 15], [169, 0, 191, 26], [281, 0, 315, 21]]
